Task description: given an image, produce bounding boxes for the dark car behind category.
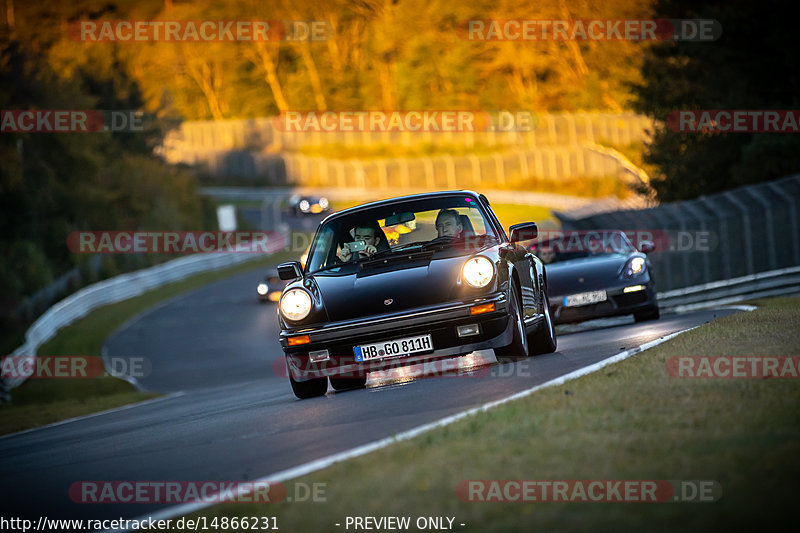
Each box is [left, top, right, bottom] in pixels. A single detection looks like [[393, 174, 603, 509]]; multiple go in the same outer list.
[[532, 230, 659, 324]]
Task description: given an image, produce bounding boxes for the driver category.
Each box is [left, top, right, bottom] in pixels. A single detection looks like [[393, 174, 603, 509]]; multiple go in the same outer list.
[[336, 224, 380, 262], [435, 209, 463, 238]]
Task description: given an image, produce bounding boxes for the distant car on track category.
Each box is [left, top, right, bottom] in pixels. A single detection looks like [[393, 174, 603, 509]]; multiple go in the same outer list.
[[532, 230, 659, 324], [257, 269, 286, 303], [286, 194, 330, 216], [276, 190, 557, 399]]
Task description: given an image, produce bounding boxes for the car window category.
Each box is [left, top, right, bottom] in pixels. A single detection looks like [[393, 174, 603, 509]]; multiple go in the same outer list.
[[306, 196, 496, 273], [535, 231, 634, 264], [379, 207, 487, 246]]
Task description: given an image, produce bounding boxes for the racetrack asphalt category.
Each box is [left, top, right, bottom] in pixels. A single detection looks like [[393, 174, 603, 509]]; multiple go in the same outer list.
[[0, 252, 741, 524]]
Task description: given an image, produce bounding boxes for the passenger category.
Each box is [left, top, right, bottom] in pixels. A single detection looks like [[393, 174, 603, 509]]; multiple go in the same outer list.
[[336, 224, 380, 262]]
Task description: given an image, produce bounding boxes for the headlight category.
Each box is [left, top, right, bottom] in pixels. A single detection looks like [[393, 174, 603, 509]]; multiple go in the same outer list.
[[280, 288, 312, 321], [257, 283, 268, 295], [299, 200, 310, 212], [462, 256, 495, 288], [625, 257, 646, 277], [319, 197, 329, 209]]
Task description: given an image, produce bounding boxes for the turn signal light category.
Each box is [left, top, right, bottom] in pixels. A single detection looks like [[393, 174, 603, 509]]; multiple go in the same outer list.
[[288, 335, 311, 346], [469, 302, 496, 315]]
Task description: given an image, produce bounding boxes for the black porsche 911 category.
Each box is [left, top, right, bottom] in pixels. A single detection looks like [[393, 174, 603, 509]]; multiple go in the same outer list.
[[531, 230, 659, 324], [276, 191, 557, 399]]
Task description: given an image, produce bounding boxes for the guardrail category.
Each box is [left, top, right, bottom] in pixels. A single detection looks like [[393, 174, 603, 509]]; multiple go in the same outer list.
[[558, 174, 800, 292], [657, 265, 800, 312], [3, 234, 284, 389]]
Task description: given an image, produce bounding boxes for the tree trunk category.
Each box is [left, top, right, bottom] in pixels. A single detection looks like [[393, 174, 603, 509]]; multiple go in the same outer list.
[[298, 42, 327, 111], [251, 41, 290, 113], [182, 48, 227, 120]]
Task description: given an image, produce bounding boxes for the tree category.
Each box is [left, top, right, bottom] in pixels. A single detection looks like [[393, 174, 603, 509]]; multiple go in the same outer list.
[[634, 0, 800, 201]]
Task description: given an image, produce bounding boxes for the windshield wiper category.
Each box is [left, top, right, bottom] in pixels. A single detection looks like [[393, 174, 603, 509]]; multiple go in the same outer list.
[[307, 262, 354, 275], [418, 236, 455, 250], [353, 241, 429, 263], [389, 241, 429, 252], [421, 234, 498, 251], [356, 235, 499, 265]]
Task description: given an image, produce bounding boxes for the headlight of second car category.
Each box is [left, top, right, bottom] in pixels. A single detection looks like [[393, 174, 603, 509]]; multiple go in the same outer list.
[[280, 288, 312, 321], [462, 256, 495, 288], [624, 256, 646, 277], [257, 283, 268, 295]]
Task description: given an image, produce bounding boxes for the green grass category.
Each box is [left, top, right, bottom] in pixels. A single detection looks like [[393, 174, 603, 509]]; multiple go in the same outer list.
[[191, 296, 799, 532], [0, 250, 300, 436]]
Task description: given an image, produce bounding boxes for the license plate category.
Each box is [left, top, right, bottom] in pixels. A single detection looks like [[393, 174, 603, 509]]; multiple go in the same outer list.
[[354, 334, 433, 362], [564, 290, 607, 307]]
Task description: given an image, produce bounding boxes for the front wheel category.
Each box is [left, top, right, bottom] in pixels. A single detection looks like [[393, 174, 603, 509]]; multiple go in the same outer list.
[[289, 375, 328, 399], [634, 305, 660, 323], [529, 287, 557, 355], [495, 282, 529, 361]]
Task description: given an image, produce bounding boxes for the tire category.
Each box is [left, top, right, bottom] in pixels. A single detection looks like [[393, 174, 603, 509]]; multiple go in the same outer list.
[[529, 286, 557, 355], [634, 305, 660, 323], [330, 375, 367, 391], [289, 375, 328, 399], [495, 282, 529, 361]]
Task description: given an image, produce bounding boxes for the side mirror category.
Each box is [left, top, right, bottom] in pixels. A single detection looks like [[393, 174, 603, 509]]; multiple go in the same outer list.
[[277, 261, 303, 280], [509, 222, 538, 244], [639, 240, 655, 254]]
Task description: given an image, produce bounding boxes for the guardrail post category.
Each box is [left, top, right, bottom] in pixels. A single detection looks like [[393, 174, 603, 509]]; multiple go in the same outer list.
[[378, 160, 388, 189], [701, 196, 733, 281], [518, 151, 529, 180], [271, 196, 283, 231], [681, 201, 713, 284], [401, 158, 410, 189], [725, 192, 755, 275], [745, 187, 778, 270], [767, 178, 800, 266], [469, 154, 480, 187], [424, 157, 435, 189], [444, 154, 456, 189], [493, 153, 505, 187]]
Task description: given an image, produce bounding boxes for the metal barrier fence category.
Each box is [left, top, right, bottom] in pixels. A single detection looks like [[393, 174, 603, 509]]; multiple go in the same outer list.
[[556, 174, 800, 292], [281, 147, 639, 190], [161, 145, 645, 189], [157, 112, 653, 183], [3, 234, 284, 389], [160, 112, 652, 152]]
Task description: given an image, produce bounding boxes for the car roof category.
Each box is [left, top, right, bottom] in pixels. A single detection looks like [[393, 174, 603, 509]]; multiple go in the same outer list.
[[319, 190, 483, 224]]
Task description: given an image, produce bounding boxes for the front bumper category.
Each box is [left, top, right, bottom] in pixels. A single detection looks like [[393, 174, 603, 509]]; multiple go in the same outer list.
[[280, 293, 512, 381], [551, 281, 657, 324]]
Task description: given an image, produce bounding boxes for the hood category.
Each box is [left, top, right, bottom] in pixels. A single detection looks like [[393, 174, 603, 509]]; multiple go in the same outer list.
[[311, 252, 473, 322], [545, 254, 630, 296]]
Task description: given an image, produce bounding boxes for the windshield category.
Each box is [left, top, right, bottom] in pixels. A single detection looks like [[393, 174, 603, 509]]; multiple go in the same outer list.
[[305, 195, 498, 274], [533, 231, 635, 265]]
